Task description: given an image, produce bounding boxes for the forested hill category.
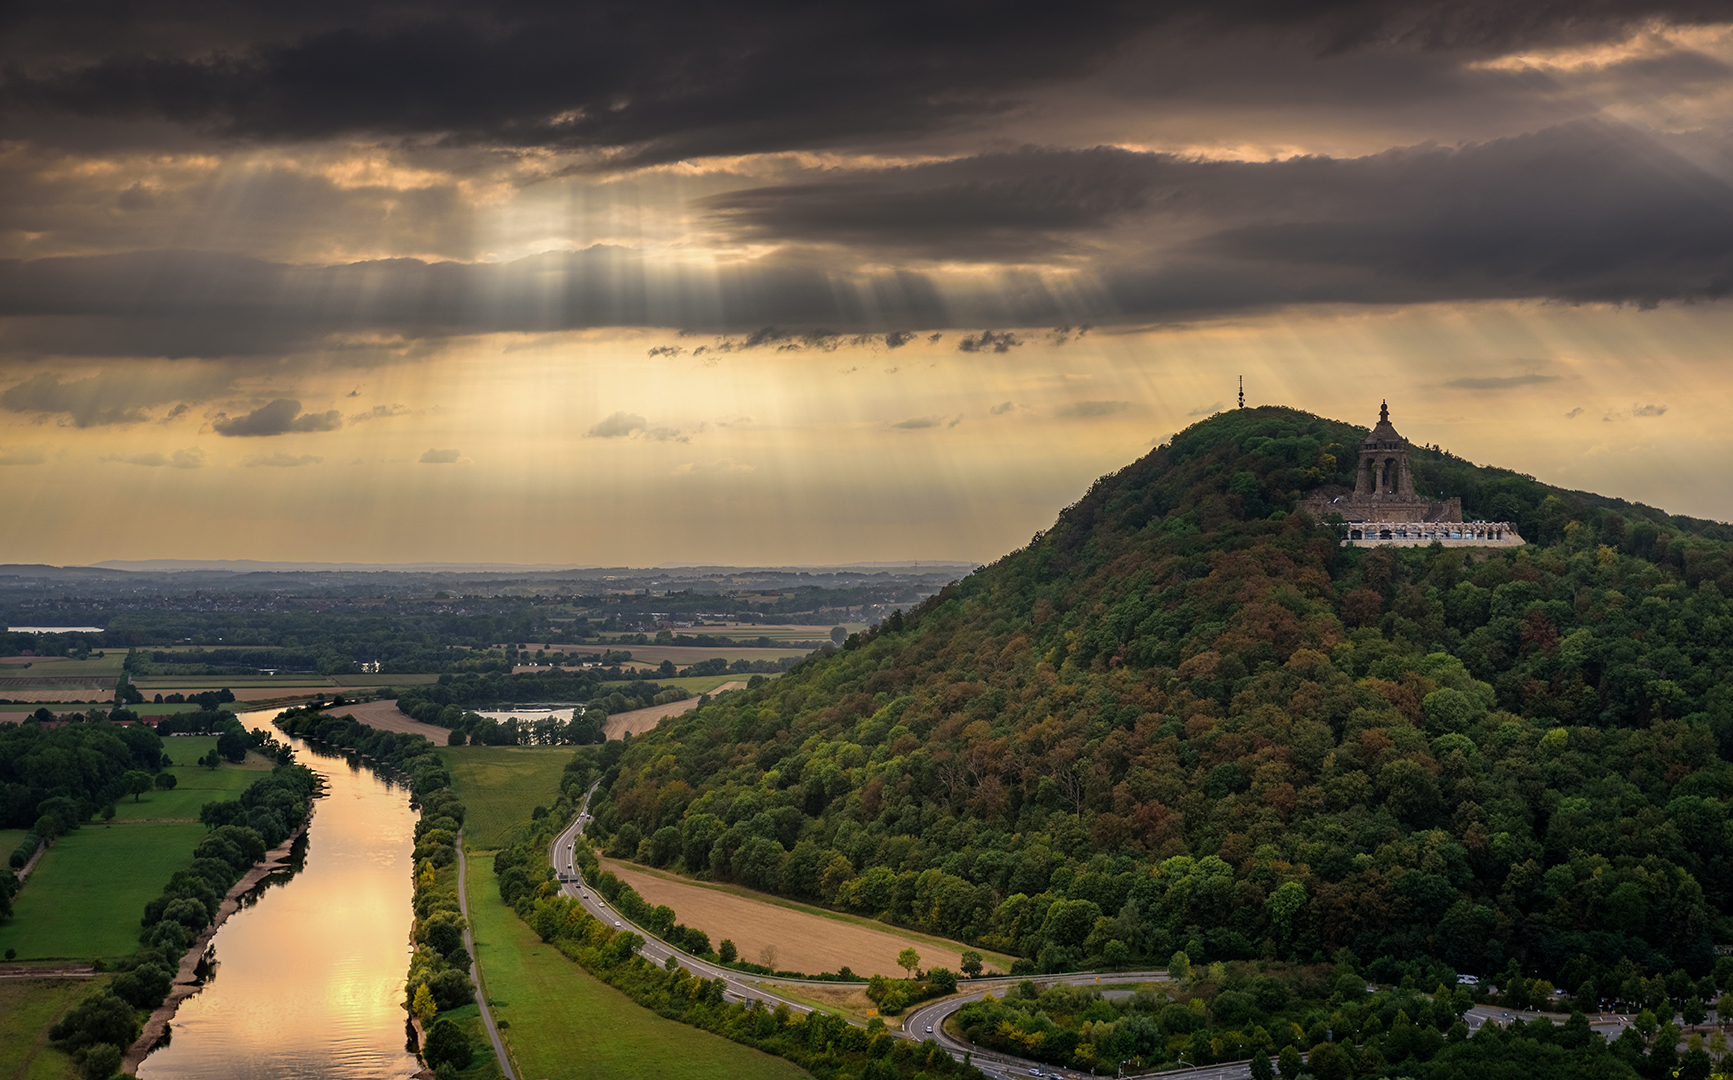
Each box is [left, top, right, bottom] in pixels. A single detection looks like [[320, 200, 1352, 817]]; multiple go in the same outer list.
[[587, 405, 1733, 996]]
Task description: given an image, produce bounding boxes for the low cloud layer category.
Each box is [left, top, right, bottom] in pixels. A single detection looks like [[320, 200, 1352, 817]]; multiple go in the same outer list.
[[102, 447, 205, 468], [212, 399, 342, 437], [244, 452, 322, 467]]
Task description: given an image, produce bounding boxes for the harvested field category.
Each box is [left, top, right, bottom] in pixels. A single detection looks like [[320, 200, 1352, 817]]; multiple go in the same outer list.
[[324, 698, 449, 740], [598, 857, 1003, 979], [604, 682, 745, 738]]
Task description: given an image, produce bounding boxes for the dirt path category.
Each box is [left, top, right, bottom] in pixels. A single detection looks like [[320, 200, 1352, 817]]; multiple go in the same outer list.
[[598, 857, 983, 978], [323, 699, 451, 740], [603, 681, 746, 739]]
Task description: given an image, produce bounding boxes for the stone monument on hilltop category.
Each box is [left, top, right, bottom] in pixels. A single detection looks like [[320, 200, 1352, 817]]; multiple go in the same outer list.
[[1300, 402, 1523, 548], [1302, 401, 1461, 523]]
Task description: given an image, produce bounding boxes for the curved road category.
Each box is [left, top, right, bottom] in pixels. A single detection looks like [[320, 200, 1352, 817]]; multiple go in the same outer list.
[[548, 788, 1221, 1080]]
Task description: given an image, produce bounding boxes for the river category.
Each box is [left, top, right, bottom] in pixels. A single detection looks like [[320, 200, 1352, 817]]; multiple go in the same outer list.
[[138, 708, 421, 1080]]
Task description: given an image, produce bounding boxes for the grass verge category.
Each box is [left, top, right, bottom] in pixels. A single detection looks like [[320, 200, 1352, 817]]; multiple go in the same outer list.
[[464, 853, 809, 1080], [439, 747, 573, 849], [426, 1001, 504, 1080]]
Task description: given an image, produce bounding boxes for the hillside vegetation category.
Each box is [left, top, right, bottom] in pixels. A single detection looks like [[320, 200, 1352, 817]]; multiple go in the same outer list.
[[584, 406, 1733, 1003]]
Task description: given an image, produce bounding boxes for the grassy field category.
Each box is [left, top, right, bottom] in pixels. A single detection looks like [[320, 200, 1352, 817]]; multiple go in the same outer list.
[[439, 747, 574, 849], [0, 977, 106, 1080], [598, 673, 761, 694], [0, 654, 125, 677], [137, 677, 442, 689], [0, 822, 207, 960], [1, 828, 27, 855], [131, 676, 336, 689], [0, 747, 273, 960], [110, 747, 271, 822], [466, 855, 809, 1080]]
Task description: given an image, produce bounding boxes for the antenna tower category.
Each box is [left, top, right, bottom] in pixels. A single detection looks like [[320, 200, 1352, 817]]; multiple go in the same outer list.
[[1238, 376, 1244, 409]]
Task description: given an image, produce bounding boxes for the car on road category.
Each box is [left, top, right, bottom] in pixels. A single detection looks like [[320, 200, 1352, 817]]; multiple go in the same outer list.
[[926, 1025, 933, 1033], [615, 920, 622, 927]]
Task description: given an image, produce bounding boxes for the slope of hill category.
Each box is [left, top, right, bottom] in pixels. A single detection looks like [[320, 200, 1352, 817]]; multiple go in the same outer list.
[[583, 406, 1733, 996]]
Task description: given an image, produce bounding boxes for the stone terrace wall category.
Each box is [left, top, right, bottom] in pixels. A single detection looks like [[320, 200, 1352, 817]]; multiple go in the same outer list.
[[1344, 522, 1524, 548]]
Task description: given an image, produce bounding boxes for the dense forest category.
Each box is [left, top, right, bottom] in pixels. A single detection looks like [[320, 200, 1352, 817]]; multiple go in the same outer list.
[[585, 406, 1733, 1004]]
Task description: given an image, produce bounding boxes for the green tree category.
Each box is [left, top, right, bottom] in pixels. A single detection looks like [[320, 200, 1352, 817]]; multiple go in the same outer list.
[[830, 626, 848, 645], [1306, 1041, 1351, 1080], [80, 1042, 121, 1080], [897, 947, 920, 977], [122, 770, 154, 802], [1249, 1050, 1274, 1080], [960, 950, 983, 978], [1168, 950, 1191, 981], [412, 983, 436, 1027], [1277, 1044, 1304, 1078], [423, 1018, 473, 1070], [1103, 939, 1130, 970], [154, 772, 177, 790], [719, 939, 737, 964], [1685, 995, 1708, 1026]]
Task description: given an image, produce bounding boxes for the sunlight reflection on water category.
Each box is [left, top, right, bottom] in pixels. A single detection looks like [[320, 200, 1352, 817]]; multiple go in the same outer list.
[[138, 710, 420, 1080]]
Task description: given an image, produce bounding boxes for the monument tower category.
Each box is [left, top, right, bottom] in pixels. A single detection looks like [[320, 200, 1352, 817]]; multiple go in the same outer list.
[[1355, 400, 1417, 501], [1300, 402, 1461, 523]]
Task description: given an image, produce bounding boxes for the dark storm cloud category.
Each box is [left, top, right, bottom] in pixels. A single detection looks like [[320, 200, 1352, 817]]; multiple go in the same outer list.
[[211, 398, 341, 436], [712, 121, 1733, 309], [2, 119, 1732, 351], [2, 2, 1728, 163], [0, 368, 240, 425]]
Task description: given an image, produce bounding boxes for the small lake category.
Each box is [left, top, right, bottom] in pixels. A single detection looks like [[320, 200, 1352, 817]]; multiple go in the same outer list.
[[139, 708, 420, 1080], [474, 702, 585, 724]]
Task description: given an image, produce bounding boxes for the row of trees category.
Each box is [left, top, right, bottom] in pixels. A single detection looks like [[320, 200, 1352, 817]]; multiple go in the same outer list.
[[48, 762, 316, 1079]]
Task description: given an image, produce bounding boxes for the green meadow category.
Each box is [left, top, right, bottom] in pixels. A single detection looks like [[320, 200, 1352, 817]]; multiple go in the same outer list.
[[0, 749, 273, 960], [438, 747, 573, 849], [0, 821, 207, 960], [0, 977, 107, 1080]]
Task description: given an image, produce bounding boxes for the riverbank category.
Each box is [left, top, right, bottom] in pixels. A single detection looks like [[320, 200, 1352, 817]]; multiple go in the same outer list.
[[121, 808, 315, 1073]]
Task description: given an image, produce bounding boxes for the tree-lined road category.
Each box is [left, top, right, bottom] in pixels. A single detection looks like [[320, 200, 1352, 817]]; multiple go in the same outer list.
[[547, 790, 1238, 1080]]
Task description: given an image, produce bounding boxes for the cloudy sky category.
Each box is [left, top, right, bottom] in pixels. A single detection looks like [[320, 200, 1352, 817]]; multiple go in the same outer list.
[[3, 1, 1732, 565]]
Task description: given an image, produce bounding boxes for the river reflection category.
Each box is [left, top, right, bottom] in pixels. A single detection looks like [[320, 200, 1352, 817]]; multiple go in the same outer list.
[[139, 709, 420, 1080]]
